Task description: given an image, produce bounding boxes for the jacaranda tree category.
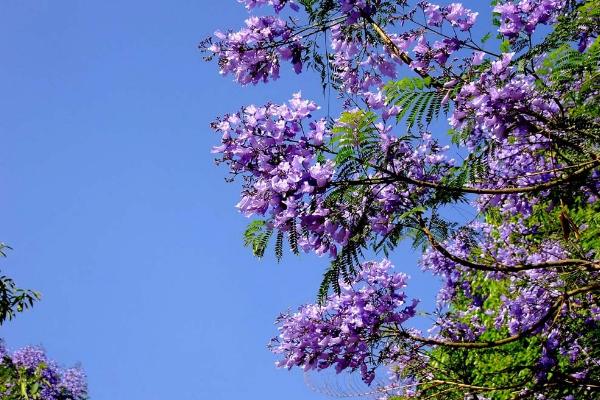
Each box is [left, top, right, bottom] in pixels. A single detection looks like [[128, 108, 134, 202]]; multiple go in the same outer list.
[[205, 0, 599, 398], [0, 245, 88, 399]]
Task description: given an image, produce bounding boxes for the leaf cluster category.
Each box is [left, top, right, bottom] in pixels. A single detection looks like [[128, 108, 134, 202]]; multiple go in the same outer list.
[[0, 244, 40, 325], [384, 77, 452, 131]]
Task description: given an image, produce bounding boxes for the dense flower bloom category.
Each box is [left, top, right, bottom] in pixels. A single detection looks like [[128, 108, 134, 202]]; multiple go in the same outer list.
[[0, 342, 87, 400], [211, 93, 356, 256], [208, 1, 600, 398], [424, 4, 443, 26], [270, 259, 418, 384], [494, 0, 566, 38], [422, 2, 478, 31]]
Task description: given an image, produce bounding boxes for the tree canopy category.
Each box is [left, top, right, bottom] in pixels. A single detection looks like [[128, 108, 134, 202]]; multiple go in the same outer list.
[[206, 0, 600, 398]]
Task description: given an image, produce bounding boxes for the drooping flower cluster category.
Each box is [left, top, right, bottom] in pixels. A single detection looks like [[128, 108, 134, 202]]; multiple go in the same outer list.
[[207, 15, 303, 85], [270, 259, 418, 384], [324, 1, 480, 94], [0, 342, 87, 400], [404, 2, 480, 74], [212, 93, 354, 256]]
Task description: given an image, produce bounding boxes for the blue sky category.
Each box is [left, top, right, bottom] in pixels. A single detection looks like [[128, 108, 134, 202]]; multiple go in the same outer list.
[[0, 1, 491, 399]]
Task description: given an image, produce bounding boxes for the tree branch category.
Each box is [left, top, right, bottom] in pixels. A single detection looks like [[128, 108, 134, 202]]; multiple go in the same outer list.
[[362, 13, 444, 89], [417, 217, 600, 273], [391, 284, 600, 349]]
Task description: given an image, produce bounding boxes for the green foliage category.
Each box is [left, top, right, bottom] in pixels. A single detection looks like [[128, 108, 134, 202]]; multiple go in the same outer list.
[[243, 220, 273, 259], [415, 198, 600, 399], [243, 219, 302, 261], [384, 77, 450, 130], [538, 37, 600, 98], [0, 360, 31, 400], [499, 39, 511, 53], [0, 358, 42, 400], [329, 111, 381, 189], [331, 110, 380, 162], [317, 239, 361, 303], [0, 358, 78, 400], [573, 200, 600, 254], [274, 230, 284, 262], [0, 244, 40, 325], [299, 0, 336, 24], [372, 206, 425, 256]]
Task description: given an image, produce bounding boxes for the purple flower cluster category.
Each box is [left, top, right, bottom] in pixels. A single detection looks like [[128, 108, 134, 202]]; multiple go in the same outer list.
[[211, 98, 456, 255], [338, 0, 372, 23], [450, 54, 558, 146], [0, 342, 87, 400], [208, 16, 303, 85], [212, 93, 354, 256], [421, 214, 600, 357], [401, 2, 480, 72], [329, 24, 405, 94], [368, 131, 455, 234], [210, 1, 480, 92], [444, 51, 594, 215], [270, 259, 418, 384], [493, 0, 566, 39], [424, 2, 479, 31], [324, 2, 479, 93], [238, 0, 299, 13], [420, 229, 472, 307]]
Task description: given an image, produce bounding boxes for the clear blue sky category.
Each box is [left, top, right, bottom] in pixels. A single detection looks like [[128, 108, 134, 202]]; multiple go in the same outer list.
[[0, 1, 489, 399]]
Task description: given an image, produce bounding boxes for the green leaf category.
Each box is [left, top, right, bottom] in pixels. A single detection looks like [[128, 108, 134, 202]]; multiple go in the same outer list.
[[384, 77, 448, 130]]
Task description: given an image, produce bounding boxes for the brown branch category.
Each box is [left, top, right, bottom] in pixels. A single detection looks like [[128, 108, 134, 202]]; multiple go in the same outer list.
[[362, 14, 444, 89], [417, 217, 600, 273], [234, 130, 599, 196], [425, 379, 523, 393], [335, 158, 599, 195], [393, 284, 600, 349], [387, 160, 599, 194]]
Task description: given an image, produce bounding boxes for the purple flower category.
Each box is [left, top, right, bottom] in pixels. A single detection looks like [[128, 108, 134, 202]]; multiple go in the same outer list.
[[60, 368, 88, 399], [445, 3, 478, 31], [471, 51, 485, 66], [12, 346, 49, 371], [424, 4, 443, 26], [494, 3, 522, 37], [309, 161, 335, 187], [491, 52, 514, 75]]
